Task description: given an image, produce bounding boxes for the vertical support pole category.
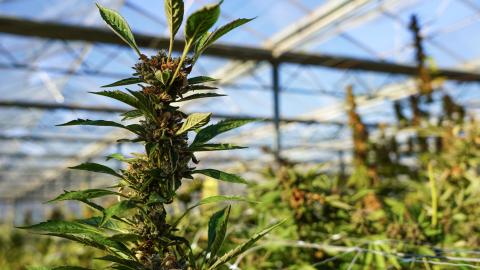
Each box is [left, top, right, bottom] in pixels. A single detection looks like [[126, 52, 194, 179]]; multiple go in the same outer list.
[[271, 61, 281, 163]]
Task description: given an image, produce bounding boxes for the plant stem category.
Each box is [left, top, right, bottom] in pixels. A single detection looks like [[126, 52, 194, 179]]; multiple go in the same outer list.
[[168, 37, 174, 59], [428, 162, 438, 227], [169, 41, 192, 86]]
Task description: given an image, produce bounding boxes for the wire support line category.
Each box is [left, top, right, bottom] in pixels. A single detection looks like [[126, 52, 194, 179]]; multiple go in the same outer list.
[[228, 238, 480, 269]]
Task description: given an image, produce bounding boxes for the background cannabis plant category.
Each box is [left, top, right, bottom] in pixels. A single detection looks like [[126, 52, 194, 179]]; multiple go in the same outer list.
[[20, 1, 282, 269]]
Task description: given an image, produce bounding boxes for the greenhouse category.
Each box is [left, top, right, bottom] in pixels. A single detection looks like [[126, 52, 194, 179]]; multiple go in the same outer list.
[[1, 0, 480, 269]]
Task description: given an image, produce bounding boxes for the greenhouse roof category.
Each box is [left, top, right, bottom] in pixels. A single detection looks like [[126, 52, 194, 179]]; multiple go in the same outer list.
[[1, 0, 480, 200]]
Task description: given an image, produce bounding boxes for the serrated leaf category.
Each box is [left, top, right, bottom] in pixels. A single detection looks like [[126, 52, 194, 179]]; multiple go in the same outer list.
[[101, 77, 142, 88], [127, 90, 156, 121], [165, 0, 184, 55], [189, 85, 218, 91], [197, 195, 252, 205], [193, 169, 247, 184], [77, 216, 119, 231], [57, 119, 124, 128], [185, 2, 221, 44], [176, 93, 225, 102], [194, 31, 210, 56], [207, 206, 230, 261], [208, 220, 285, 270], [154, 69, 171, 85], [46, 232, 133, 258], [173, 195, 251, 227], [96, 255, 143, 269], [106, 153, 134, 163], [188, 76, 217, 85], [147, 192, 167, 205], [176, 112, 211, 135], [69, 162, 123, 178], [49, 189, 122, 203], [121, 109, 143, 120], [190, 143, 246, 152], [191, 119, 255, 147], [108, 233, 142, 242], [101, 200, 137, 226], [90, 90, 139, 109], [196, 18, 253, 57], [18, 220, 100, 235], [57, 119, 140, 134], [96, 4, 140, 55]]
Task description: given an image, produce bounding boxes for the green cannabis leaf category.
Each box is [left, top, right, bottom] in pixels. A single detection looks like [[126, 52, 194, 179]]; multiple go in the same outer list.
[[101, 77, 142, 88], [188, 76, 217, 85], [185, 2, 221, 46], [96, 3, 141, 56], [207, 206, 230, 261], [195, 18, 254, 61], [165, 0, 184, 57], [191, 119, 256, 147], [48, 189, 123, 203], [21, 2, 269, 269], [193, 169, 247, 184], [208, 220, 286, 270], [100, 200, 137, 226], [176, 112, 211, 135], [68, 162, 123, 178]]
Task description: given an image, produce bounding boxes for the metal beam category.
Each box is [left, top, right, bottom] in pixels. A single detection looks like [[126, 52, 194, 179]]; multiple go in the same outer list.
[[212, 0, 413, 83], [2, 16, 480, 81], [0, 133, 112, 143], [0, 100, 346, 125]]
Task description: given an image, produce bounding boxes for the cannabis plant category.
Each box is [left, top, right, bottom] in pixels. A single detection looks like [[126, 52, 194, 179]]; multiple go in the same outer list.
[[20, 1, 282, 269]]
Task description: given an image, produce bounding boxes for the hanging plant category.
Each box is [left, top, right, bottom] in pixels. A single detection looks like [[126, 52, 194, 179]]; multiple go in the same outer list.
[[20, 1, 283, 269]]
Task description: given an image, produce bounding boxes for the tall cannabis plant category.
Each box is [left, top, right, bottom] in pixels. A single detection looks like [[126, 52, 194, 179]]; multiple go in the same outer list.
[[21, 1, 282, 269]]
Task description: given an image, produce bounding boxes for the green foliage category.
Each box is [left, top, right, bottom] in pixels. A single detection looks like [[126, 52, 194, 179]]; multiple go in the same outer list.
[[176, 113, 211, 135], [175, 93, 225, 102], [20, 2, 268, 269], [187, 76, 217, 85], [194, 18, 254, 61], [206, 206, 230, 262], [68, 163, 122, 178], [101, 77, 142, 88], [49, 189, 123, 203], [96, 4, 140, 55], [185, 2, 221, 46], [90, 90, 139, 108], [18, 220, 101, 235], [190, 143, 246, 152], [100, 200, 137, 226], [191, 119, 255, 147], [164, 0, 184, 56], [193, 169, 247, 184], [207, 220, 285, 270]]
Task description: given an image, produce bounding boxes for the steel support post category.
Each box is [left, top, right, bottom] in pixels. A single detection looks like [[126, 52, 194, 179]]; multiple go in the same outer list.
[[272, 62, 281, 162]]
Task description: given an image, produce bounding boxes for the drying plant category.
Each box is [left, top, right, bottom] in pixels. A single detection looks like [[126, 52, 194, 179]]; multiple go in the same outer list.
[[20, 1, 283, 269]]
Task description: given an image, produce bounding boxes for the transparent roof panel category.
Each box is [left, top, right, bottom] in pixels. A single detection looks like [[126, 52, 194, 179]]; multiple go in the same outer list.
[[1, 0, 480, 200]]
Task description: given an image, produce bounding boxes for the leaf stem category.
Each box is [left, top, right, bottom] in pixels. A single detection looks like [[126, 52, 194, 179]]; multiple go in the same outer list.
[[168, 36, 174, 59], [169, 41, 192, 86]]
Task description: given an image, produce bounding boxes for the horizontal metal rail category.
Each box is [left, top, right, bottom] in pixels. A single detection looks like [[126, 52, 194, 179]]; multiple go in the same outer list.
[[2, 16, 480, 81]]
